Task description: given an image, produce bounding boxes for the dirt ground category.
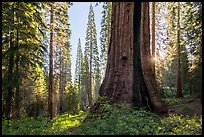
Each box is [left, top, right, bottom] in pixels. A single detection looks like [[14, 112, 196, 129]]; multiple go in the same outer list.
[[168, 97, 202, 116]]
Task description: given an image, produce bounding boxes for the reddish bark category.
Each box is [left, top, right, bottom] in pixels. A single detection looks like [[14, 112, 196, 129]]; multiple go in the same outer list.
[[96, 2, 167, 114], [152, 2, 156, 77], [99, 2, 135, 104], [141, 2, 167, 113]]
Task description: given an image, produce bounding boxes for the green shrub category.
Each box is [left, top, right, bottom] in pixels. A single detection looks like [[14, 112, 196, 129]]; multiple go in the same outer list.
[[160, 86, 176, 98], [72, 103, 202, 135], [64, 83, 80, 115], [164, 98, 183, 106], [26, 101, 45, 118], [160, 114, 202, 135]]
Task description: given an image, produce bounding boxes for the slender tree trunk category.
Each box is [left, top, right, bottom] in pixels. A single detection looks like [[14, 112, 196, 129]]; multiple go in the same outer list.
[[200, 63, 202, 104], [48, 2, 54, 119], [14, 6, 21, 119], [14, 28, 20, 119], [176, 2, 183, 98], [95, 2, 167, 114], [152, 2, 155, 77], [5, 3, 15, 119], [88, 28, 93, 108], [87, 55, 93, 108], [14, 67, 20, 119], [78, 72, 81, 101], [58, 39, 64, 114], [88, 65, 93, 108], [189, 73, 192, 96], [6, 41, 14, 120], [59, 78, 65, 114]]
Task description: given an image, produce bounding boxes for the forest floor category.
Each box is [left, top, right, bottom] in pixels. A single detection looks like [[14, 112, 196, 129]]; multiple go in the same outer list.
[[168, 96, 202, 116], [69, 96, 202, 132], [2, 95, 202, 135]]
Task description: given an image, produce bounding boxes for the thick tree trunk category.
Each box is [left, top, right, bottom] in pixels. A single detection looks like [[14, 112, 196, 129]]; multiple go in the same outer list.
[[97, 2, 167, 114], [99, 2, 135, 104], [176, 2, 183, 98], [140, 2, 167, 113]]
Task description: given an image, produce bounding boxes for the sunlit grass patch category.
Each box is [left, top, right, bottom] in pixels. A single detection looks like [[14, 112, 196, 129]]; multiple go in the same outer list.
[[2, 111, 88, 135], [51, 111, 87, 129], [46, 111, 88, 134]]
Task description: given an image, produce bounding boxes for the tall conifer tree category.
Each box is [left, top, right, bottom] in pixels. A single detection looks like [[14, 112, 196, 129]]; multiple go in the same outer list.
[[84, 3, 100, 107]]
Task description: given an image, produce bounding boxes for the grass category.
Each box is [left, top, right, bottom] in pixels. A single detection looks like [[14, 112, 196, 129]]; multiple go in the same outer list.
[[2, 111, 88, 135]]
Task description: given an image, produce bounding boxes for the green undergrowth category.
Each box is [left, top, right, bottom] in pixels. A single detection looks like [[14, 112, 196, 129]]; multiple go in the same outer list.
[[2, 102, 202, 135], [71, 102, 202, 135], [2, 111, 88, 135], [160, 87, 200, 107]]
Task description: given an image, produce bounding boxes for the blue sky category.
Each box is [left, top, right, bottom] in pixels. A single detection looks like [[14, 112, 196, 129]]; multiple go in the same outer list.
[[69, 2, 103, 81]]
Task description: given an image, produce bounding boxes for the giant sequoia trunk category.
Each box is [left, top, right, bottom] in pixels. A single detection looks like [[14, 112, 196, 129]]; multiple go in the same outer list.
[[97, 2, 167, 114]]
